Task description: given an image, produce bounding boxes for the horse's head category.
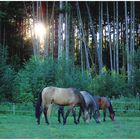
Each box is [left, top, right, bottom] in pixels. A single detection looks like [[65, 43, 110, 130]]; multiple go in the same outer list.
[[82, 110, 90, 123], [110, 111, 115, 121], [93, 110, 100, 123]]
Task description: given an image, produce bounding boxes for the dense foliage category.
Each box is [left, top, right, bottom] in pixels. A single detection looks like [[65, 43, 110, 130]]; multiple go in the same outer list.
[[133, 48, 140, 94], [14, 56, 131, 103], [0, 44, 15, 101], [0, 44, 140, 103]]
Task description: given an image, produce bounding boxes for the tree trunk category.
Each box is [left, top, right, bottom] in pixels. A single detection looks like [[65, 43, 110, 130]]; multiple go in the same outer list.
[[77, 2, 91, 78], [116, 1, 119, 73], [44, 1, 49, 57], [113, 2, 116, 70], [80, 38, 84, 74], [125, 1, 130, 82], [65, 1, 69, 62], [58, 1, 63, 60], [98, 2, 103, 76], [106, 2, 113, 71]]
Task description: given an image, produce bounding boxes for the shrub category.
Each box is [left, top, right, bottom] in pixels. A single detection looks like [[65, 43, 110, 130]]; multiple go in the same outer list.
[[14, 56, 131, 103], [91, 68, 129, 97], [132, 48, 140, 94], [14, 56, 92, 103], [0, 44, 15, 102]]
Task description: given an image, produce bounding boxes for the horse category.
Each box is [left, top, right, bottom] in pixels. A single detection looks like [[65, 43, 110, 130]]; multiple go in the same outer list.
[[77, 91, 100, 123], [35, 86, 89, 125], [93, 96, 115, 122]]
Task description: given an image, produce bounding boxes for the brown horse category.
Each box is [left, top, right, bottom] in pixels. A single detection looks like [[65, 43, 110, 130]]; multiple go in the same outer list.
[[93, 96, 115, 122], [35, 86, 89, 125]]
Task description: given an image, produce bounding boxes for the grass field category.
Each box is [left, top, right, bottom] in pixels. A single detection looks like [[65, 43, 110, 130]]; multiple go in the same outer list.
[[0, 113, 140, 139]]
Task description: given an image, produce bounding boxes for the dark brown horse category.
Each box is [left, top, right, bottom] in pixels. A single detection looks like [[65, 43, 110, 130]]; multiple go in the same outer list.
[[93, 96, 115, 121], [35, 86, 89, 125]]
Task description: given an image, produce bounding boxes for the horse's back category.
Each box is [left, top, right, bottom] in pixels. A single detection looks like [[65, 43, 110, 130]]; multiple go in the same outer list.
[[101, 97, 110, 108], [42, 86, 81, 106], [80, 91, 95, 107], [94, 96, 110, 109], [80, 91, 91, 102]]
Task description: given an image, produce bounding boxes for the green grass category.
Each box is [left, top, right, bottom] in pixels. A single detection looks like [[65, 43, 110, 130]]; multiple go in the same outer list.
[[0, 113, 140, 139]]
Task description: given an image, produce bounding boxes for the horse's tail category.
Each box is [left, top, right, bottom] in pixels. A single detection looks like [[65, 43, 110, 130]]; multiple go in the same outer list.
[[35, 89, 42, 119]]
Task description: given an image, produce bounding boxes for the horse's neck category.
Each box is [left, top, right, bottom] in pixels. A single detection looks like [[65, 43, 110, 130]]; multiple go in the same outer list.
[[108, 101, 114, 113], [79, 96, 87, 112]]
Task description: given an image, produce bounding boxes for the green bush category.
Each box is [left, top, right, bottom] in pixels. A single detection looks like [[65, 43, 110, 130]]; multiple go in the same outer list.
[[14, 56, 92, 103], [90, 68, 129, 97], [133, 48, 140, 93], [0, 44, 15, 102], [14, 56, 132, 103]]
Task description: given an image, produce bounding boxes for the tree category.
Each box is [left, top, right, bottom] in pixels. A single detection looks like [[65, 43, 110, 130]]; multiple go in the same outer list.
[[106, 2, 113, 71], [58, 1, 64, 60], [125, 1, 130, 82], [65, 1, 70, 62], [98, 2, 103, 76], [76, 2, 91, 78], [116, 1, 119, 73]]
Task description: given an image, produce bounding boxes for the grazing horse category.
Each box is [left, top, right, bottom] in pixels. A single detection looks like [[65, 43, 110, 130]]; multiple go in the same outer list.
[[35, 86, 89, 125], [93, 96, 115, 121], [77, 91, 100, 123]]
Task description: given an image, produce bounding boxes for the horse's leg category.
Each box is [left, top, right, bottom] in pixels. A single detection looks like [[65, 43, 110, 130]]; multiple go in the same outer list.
[[58, 108, 61, 123], [72, 108, 77, 124], [103, 109, 106, 122], [43, 107, 49, 125], [61, 107, 65, 124], [77, 108, 82, 124], [63, 109, 71, 125], [58, 106, 65, 124], [89, 108, 92, 120]]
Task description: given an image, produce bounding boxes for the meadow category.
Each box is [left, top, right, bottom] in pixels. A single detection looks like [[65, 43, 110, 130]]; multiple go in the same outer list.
[[0, 113, 140, 139]]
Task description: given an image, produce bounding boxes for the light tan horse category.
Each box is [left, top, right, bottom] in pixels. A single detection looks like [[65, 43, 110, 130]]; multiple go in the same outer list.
[[35, 86, 89, 125]]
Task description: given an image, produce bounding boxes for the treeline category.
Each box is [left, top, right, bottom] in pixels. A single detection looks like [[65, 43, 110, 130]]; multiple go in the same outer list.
[[0, 44, 140, 103], [0, 2, 140, 103]]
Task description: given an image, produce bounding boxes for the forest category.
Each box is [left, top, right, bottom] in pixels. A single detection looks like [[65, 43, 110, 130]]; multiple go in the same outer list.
[[0, 1, 140, 104]]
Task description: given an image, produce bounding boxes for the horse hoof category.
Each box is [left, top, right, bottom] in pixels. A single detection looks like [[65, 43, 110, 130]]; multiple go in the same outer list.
[[96, 120, 100, 124], [63, 121, 66, 125], [77, 120, 80, 124], [37, 121, 40, 125]]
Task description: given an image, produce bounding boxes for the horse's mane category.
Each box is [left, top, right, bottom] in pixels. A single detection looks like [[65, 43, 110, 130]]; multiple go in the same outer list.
[[75, 89, 87, 112], [107, 98, 115, 114]]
